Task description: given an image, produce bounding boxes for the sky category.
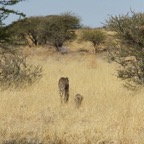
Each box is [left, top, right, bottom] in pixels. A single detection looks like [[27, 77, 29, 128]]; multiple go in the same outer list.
[[4, 0, 144, 28]]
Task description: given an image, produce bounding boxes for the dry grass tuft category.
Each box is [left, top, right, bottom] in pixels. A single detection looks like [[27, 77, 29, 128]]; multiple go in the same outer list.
[[0, 51, 144, 143]]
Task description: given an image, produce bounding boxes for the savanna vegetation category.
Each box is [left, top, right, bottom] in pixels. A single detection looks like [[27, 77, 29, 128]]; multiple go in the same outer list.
[[5, 13, 81, 49], [107, 11, 144, 88], [1, 1, 144, 143], [1, 53, 144, 144], [0, 0, 42, 89], [0, 0, 25, 47], [80, 29, 106, 53]]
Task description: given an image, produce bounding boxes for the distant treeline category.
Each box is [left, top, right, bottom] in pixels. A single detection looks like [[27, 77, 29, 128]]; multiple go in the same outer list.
[[1, 13, 81, 50]]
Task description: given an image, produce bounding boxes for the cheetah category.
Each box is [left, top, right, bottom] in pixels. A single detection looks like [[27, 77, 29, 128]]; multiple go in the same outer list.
[[58, 77, 69, 103]]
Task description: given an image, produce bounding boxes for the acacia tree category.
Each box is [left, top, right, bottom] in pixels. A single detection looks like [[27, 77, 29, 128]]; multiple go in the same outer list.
[[106, 11, 144, 88], [6, 13, 81, 49], [41, 13, 81, 50], [6, 16, 44, 46]]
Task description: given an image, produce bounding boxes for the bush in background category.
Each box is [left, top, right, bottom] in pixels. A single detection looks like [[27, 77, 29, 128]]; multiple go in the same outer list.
[[81, 29, 106, 53]]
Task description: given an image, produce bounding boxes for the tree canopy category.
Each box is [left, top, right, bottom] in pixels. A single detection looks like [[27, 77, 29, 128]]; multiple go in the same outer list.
[[6, 13, 81, 49], [0, 0, 25, 48]]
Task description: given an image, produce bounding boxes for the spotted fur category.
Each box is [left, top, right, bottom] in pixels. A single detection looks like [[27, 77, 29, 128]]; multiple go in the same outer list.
[[75, 94, 83, 108], [58, 77, 69, 103]]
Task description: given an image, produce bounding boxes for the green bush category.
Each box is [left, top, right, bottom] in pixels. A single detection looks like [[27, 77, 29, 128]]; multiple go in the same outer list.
[[106, 11, 144, 88], [81, 29, 106, 53]]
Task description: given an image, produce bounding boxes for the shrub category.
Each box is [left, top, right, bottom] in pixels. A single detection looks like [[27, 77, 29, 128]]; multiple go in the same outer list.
[[81, 29, 106, 53], [106, 11, 144, 88], [0, 53, 42, 89]]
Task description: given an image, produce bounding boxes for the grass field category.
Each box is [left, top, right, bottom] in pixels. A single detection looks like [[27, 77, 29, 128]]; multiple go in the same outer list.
[[0, 46, 144, 144]]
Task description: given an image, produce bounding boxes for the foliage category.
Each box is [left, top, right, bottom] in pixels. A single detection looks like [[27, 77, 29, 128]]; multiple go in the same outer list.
[[106, 11, 144, 87], [6, 13, 81, 50], [81, 29, 106, 53], [0, 53, 43, 89], [42, 13, 80, 50], [0, 0, 25, 47], [6, 16, 43, 46], [0, 1, 43, 90], [0, 0, 25, 25]]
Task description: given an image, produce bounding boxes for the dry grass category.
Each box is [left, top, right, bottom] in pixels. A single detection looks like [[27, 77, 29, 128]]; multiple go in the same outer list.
[[65, 28, 116, 54], [0, 49, 144, 144]]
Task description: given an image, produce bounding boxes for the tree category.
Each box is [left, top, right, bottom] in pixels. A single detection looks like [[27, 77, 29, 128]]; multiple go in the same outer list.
[[0, 0, 25, 47], [39, 13, 81, 50], [81, 29, 106, 54], [0, 0, 25, 25], [6, 16, 44, 46], [0, 1, 43, 89], [106, 11, 144, 88], [6, 13, 81, 50]]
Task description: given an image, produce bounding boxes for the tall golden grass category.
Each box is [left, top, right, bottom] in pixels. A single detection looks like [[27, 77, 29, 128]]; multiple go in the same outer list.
[[0, 51, 144, 144]]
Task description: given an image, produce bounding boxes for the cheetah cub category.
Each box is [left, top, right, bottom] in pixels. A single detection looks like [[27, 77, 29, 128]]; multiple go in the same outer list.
[[74, 94, 83, 108]]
